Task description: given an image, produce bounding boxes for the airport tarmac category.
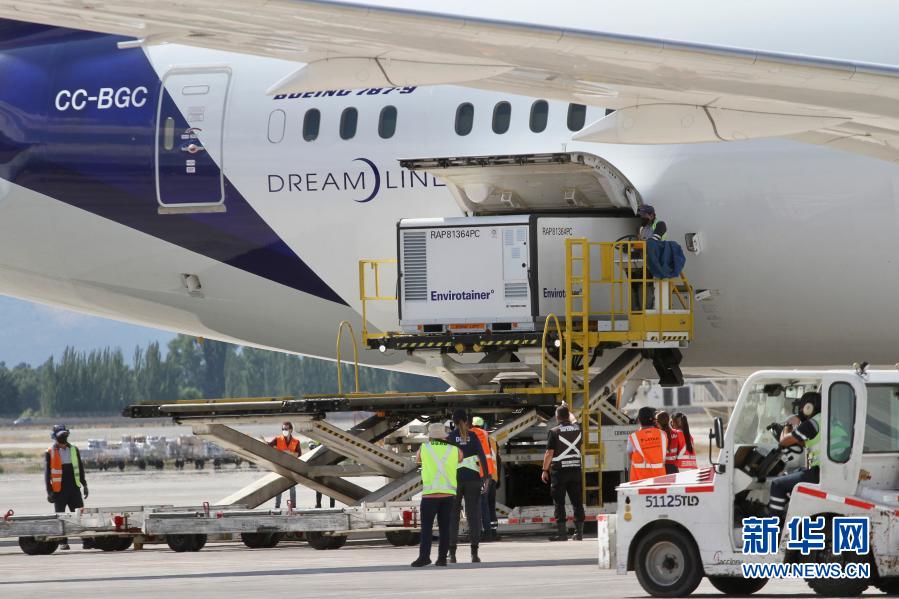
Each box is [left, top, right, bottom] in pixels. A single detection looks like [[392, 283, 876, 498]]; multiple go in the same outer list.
[[0, 536, 838, 599], [0, 453, 882, 598]]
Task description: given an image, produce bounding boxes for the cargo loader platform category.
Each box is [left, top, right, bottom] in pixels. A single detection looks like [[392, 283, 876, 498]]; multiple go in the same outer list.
[[112, 234, 695, 541]]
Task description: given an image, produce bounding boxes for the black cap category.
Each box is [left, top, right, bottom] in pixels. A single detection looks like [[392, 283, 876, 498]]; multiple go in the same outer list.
[[637, 407, 656, 426], [451, 408, 468, 423], [637, 204, 655, 215]]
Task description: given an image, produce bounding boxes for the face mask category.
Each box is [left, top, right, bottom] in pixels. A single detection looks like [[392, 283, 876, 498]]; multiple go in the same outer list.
[[281, 430, 291, 437]]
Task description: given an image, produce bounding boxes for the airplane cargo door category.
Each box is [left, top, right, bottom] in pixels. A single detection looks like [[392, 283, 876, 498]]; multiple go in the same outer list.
[[156, 68, 230, 213]]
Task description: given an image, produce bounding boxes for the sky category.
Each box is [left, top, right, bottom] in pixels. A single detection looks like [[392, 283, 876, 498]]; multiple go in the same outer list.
[[0, 297, 174, 367]]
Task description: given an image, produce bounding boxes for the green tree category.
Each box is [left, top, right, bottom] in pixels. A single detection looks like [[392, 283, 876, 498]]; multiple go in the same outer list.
[[0, 363, 22, 416]]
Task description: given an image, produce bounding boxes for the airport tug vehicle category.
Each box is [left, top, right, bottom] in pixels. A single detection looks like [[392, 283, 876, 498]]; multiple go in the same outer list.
[[616, 367, 899, 597]]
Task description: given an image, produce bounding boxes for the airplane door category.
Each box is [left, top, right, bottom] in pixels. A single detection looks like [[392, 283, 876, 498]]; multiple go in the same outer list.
[[156, 68, 230, 213]]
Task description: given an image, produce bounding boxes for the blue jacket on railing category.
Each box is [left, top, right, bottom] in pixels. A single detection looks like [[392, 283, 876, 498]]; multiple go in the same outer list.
[[646, 240, 686, 279]]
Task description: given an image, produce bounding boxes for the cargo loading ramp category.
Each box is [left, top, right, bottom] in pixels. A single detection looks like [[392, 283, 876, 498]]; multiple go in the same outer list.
[[399, 152, 641, 216]]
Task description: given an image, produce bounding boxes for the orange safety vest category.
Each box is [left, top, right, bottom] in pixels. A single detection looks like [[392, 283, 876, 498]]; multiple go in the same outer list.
[[664, 429, 684, 465], [674, 435, 697, 470], [471, 427, 497, 477], [629, 427, 667, 481], [276, 436, 300, 454], [48, 444, 81, 493]]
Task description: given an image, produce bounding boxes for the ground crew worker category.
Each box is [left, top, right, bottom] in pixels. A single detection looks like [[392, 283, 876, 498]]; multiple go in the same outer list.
[[627, 407, 667, 481], [411, 423, 463, 567], [541, 405, 586, 541], [633, 204, 668, 310], [44, 424, 88, 550], [268, 421, 301, 509], [672, 412, 697, 470], [471, 416, 501, 541], [637, 204, 667, 242], [767, 392, 847, 522], [656, 410, 684, 474], [447, 409, 489, 564]]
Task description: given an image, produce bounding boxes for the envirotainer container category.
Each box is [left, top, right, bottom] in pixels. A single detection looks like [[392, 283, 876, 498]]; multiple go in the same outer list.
[[397, 214, 637, 333]]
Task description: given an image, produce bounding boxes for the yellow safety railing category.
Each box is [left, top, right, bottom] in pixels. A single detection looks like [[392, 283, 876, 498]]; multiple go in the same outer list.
[[336, 320, 360, 394], [358, 259, 398, 344], [565, 239, 693, 346], [540, 313, 565, 402], [564, 238, 694, 507]]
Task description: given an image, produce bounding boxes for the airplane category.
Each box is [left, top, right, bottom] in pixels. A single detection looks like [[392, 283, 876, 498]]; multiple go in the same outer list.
[[1, 1, 899, 381]]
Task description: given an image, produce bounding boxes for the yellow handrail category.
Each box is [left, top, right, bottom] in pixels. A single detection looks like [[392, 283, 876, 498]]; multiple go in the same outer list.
[[358, 259, 398, 343], [336, 320, 360, 394], [540, 313, 564, 402]]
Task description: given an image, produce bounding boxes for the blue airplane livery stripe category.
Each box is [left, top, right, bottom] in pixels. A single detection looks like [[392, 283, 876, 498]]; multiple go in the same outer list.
[[0, 19, 346, 306]]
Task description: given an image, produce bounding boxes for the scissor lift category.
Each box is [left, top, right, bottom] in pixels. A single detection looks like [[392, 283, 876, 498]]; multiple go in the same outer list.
[[118, 238, 693, 529], [5, 238, 693, 553]]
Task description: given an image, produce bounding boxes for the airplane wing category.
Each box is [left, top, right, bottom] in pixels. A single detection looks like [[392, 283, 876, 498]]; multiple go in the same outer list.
[[7, 0, 899, 162]]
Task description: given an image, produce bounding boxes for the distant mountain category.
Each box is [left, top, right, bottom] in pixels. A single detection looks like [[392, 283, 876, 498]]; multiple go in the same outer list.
[[0, 296, 175, 367]]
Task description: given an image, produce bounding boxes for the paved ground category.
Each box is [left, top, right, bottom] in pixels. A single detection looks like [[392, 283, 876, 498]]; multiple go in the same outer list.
[[1, 469, 388, 514], [0, 536, 845, 599]]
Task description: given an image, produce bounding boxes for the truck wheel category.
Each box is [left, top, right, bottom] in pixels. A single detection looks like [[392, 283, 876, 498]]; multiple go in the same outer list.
[[306, 531, 331, 550], [18, 536, 59, 555], [876, 578, 899, 595], [263, 533, 282, 548], [708, 576, 768, 595], [241, 532, 272, 548], [326, 535, 347, 549], [93, 537, 120, 551], [803, 518, 870, 597], [115, 537, 133, 551], [166, 534, 206, 552], [307, 532, 347, 550], [385, 530, 415, 547], [634, 528, 703, 598]]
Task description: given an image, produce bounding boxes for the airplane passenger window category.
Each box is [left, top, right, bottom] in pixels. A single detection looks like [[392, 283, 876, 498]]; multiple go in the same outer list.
[[455, 103, 474, 136], [529, 100, 548, 133], [303, 109, 321, 142], [163, 116, 176, 151], [567, 103, 587, 131], [379, 105, 397, 139], [340, 107, 358, 140], [268, 109, 286, 143], [492, 101, 511, 134]]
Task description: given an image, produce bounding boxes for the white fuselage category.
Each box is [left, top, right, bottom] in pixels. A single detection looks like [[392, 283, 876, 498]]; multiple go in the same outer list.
[[1, 40, 897, 376]]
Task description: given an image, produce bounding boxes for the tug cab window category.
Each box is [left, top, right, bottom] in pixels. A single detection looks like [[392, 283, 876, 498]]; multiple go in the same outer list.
[[827, 382, 855, 463], [864, 385, 899, 453]]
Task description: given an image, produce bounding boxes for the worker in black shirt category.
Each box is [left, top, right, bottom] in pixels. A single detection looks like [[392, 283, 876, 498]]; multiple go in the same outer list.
[[542, 405, 586, 542], [446, 408, 489, 564]]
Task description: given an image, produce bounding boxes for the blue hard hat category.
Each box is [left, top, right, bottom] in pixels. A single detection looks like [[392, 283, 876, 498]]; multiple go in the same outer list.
[[637, 204, 655, 215]]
